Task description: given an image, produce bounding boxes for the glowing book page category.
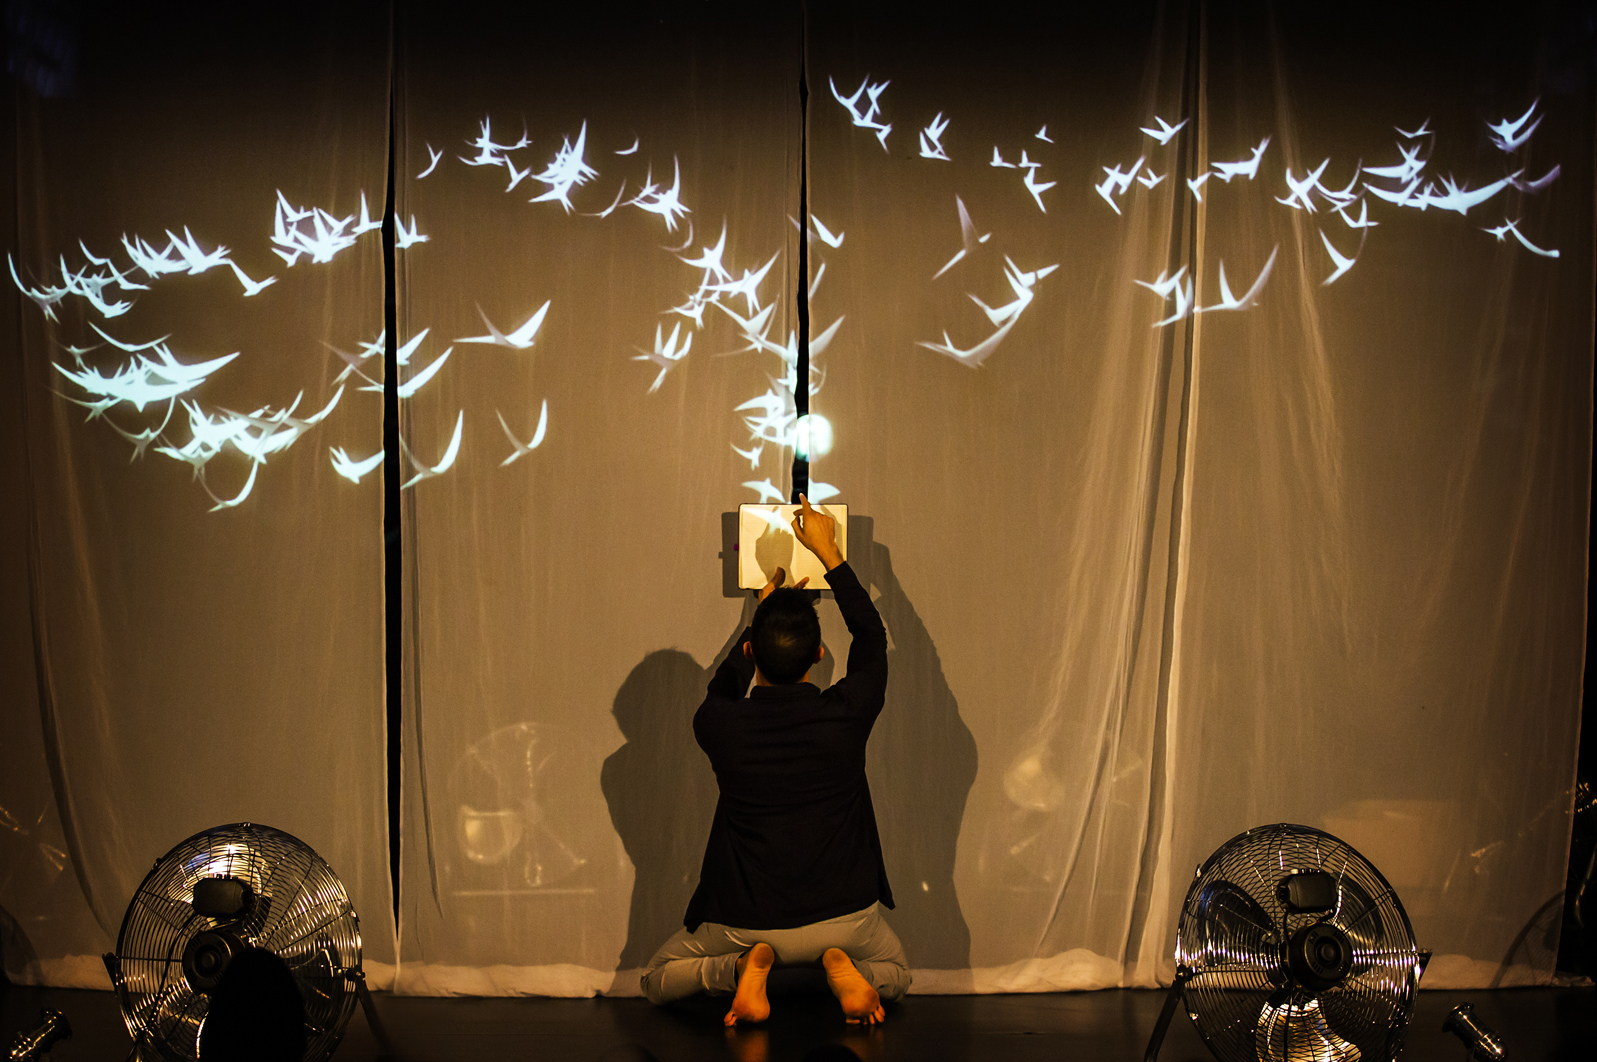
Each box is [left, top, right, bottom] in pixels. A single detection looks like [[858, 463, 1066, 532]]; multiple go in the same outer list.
[[738, 504, 848, 590]]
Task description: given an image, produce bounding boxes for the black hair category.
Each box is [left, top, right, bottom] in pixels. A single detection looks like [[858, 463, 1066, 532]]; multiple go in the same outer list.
[[750, 587, 821, 684]]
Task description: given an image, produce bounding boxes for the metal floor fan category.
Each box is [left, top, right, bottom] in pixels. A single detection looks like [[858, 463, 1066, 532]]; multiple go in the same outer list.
[[1146, 823, 1430, 1062], [103, 822, 395, 1062]]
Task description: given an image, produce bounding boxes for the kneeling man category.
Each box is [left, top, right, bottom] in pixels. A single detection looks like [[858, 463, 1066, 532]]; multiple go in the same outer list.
[[642, 496, 909, 1025]]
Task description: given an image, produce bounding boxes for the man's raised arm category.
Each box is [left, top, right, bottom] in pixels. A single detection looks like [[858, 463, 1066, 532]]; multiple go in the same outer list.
[[791, 496, 887, 707]]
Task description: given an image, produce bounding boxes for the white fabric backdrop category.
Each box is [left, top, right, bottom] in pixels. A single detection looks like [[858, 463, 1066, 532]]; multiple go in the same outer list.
[[2, 5, 395, 985], [2, 1, 1589, 997]]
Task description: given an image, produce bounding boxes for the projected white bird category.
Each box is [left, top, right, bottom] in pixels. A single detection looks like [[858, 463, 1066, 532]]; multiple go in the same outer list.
[[391, 346, 452, 399], [741, 405, 798, 450], [1364, 177, 1422, 208], [741, 478, 787, 503], [1139, 115, 1187, 145], [809, 215, 845, 249], [1364, 142, 1426, 183], [217, 386, 345, 464], [708, 252, 778, 314], [461, 117, 530, 167], [1186, 173, 1210, 201], [918, 319, 1017, 368], [1395, 119, 1431, 139], [1414, 172, 1519, 215], [1483, 218, 1559, 258], [919, 113, 950, 160], [968, 256, 1055, 326], [678, 223, 731, 286], [55, 344, 239, 412], [808, 261, 826, 300], [330, 446, 384, 484], [498, 401, 549, 465], [271, 191, 373, 265], [616, 136, 640, 155], [1137, 171, 1166, 189], [1022, 167, 1056, 212], [226, 260, 277, 297], [200, 460, 260, 512], [627, 158, 691, 232], [715, 300, 777, 350], [1317, 164, 1362, 211], [104, 400, 174, 461], [395, 215, 429, 249], [1035, 125, 1053, 144], [805, 481, 840, 503], [401, 410, 465, 489], [418, 144, 442, 179], [1210, 137, 1270, 182], [747, 317, 844, 370], [920, 257, 1054, 367], [1096, 157, 1144, 214], [1335, 200, 1378, 230], [1511, 165, 1560, 193], [8, 255, 69, 319], [1196, 247, 1278, 313], [669, 292, 710, 328], [456, 301, 552, 349], [354, 193, 382, 236], [1486, 100, 1542, 152], [732, 441, 763, 470], [991, 147, 1016, 169], [56, 261, 133, 318], [1134, 266, 1192, 327], [933, 195, 992, 280], [529, 122, 598, 212], [662, 221, 695, 254], [1318, 230, 1357, 286], [165, 228, 231, 275], [1275, 159, 1332, 212], [388, 328, 429, 366], [635, 322, 693, 394], [830, 75, 891, 150], [121, 234, 189, 277], [503, 158, 534, 192]]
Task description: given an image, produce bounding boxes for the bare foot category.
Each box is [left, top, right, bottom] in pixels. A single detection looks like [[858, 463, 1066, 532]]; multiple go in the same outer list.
[[724, 942, 775, 1027], [822, 947, 885, 1024]]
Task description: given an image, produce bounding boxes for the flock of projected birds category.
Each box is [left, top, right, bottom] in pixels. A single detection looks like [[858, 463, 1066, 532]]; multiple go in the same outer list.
[[9, 73, 1563, 512]]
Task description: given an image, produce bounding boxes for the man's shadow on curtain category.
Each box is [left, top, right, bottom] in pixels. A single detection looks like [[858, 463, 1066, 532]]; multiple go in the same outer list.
[[601, 520, 976, 984], [600, 642, 727, 982], [854, 531, 977, 973]]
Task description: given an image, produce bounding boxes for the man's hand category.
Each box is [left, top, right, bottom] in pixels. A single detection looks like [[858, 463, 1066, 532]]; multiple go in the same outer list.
[[758, 566, 809, 602], [790, 494, 844, 571]]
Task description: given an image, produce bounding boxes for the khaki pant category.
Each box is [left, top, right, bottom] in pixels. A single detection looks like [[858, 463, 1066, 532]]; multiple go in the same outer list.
[[641, 903, 912, 1005]]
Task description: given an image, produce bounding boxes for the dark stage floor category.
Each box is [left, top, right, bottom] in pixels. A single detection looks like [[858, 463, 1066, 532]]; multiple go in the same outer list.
[[3, 978, 1592, 1062]]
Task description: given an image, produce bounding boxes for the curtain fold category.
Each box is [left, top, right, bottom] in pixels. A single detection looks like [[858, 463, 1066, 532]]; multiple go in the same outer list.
[[3, 5, 395, 984], [393, 3, 801, 993]]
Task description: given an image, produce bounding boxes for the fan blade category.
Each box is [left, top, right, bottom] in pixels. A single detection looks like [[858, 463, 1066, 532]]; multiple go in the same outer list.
[[1184, 879, 1281, 977], [1257, 997, 1363, 1062]]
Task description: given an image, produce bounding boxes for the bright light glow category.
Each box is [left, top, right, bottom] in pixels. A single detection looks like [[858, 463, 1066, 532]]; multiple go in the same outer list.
[[794, 414, 833, 460]]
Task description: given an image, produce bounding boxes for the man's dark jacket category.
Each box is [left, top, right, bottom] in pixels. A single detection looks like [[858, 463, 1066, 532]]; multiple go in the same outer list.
[[684, 561, 894, 931]]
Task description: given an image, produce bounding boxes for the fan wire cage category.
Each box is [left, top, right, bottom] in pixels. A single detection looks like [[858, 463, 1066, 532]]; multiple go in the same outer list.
[[107, 822, 362, 1062], [1175, 823, 1425, 1062]]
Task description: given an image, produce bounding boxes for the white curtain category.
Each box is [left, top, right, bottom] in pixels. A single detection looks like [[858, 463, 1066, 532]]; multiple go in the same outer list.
[[2, 4, 395, 985], [2, 1, 1587, 996]]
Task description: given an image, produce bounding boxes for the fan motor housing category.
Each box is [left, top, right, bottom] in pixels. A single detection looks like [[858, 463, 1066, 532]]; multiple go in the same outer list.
[[182, 930, 245, 993], [1286, 920, 1354, 993]]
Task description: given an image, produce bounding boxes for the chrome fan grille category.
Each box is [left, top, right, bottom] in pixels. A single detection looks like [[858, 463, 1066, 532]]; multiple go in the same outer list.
[[1174, 823, 1423, 1062], [109, 822, 361, 1062]]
